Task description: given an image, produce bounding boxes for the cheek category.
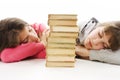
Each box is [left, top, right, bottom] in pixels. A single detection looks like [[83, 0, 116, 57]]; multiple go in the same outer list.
[[92, 44, 104, 50], [19, 31, 29, 42], [30, 33, 38, 38], [31, 30, 38, 37], [88, 29, 100, 38], [84, 38, 88, 46], [27, 36, 38, 43], [88, 32, 97, 38]]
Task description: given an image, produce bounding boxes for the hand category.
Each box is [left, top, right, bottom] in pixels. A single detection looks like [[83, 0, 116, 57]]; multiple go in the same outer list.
[[75, 45, 90, 59], [40, 29, 50, 47]]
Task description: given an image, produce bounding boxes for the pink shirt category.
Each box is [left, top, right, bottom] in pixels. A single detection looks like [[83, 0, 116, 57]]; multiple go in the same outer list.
[[0, 23, 46, 63]]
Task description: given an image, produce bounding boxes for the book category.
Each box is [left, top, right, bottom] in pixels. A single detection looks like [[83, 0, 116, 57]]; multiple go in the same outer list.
[[47, 48, 75, 56], [49, 32, 78, 38], [47, 37, 76, 44], [49, 31, 78, 38], [47, 43, 75, 49], [47, 55, 75, 61], [46, 14, 77, 67], [50, 26, 79, 32], [46, 61, 75, 67], [48, 19, 77, 26], [48, 14, 77, 20]]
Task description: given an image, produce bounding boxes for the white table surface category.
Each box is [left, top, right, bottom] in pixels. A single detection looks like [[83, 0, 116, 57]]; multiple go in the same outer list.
[[0, 59, 120, 80]]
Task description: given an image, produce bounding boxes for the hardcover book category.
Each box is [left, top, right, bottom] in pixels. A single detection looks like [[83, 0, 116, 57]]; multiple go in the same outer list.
[[46, 61, 75, 67], [48, 14, 77, 20]]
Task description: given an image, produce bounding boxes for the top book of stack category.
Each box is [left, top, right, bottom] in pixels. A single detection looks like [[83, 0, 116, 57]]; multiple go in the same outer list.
[[48, 14, 77, 26], [48, 14, 77, 20]]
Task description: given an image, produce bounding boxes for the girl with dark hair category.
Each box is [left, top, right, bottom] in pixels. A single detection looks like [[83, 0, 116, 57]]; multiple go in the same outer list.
[[0, 18, 49, 63]]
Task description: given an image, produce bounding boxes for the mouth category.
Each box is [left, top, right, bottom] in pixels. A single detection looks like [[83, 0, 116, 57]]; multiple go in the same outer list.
[[88, 40, 92, 48]]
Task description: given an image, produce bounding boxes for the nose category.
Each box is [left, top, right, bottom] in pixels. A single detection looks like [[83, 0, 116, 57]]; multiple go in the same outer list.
[[28, 37, 39, 43]]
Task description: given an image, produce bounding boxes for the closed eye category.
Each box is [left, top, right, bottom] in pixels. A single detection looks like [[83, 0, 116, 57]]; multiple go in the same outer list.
[[103, 43, 108, 48], [104, 42, 110, 49], [98, 32, 102, 38], [21, 36, 29, 44]]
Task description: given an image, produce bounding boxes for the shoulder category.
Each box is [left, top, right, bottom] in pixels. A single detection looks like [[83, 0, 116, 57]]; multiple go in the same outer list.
[[31, 23, 47, 33]]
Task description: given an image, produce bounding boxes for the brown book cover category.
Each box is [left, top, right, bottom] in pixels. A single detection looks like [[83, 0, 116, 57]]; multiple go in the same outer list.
[[46, 61, 75, 67], [46, 55, 75, 61], [47, 37, 76, 44], [49, 32, 78, 38], [50, 26, 79, 32], [48, 19, 77, 26], [46, 48, 75, 56], [48, 14, 77, 20], [47, 43, 75, 49]]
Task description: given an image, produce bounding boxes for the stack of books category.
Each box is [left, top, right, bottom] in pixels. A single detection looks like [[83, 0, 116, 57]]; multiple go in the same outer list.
[[46, 14, 79, 67]]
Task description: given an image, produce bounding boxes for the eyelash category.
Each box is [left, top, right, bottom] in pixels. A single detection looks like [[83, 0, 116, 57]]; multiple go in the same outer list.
[[103, 43, 107, 48], [98, 33, 108, 48], [22, 36, 29, 43]]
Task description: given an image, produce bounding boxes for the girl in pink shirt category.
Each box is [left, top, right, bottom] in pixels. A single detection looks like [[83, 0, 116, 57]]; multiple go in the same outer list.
[[0, 18, 49, 63]]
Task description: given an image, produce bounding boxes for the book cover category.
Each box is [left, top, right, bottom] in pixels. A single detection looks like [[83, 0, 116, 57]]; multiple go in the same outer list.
[[47, 37, 76, 44], [47, 43, 75, 49], [50, 26, 79, 32], [48, 19, 77, 26], [46, 61, 75, 67], [48, 14, 77, 20], [46, 48, 75, 56], [49, 32, 78, 38], [46, 55, 75, 61]]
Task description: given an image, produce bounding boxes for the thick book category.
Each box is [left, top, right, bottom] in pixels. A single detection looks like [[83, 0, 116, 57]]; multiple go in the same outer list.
[[46, 61, 75, 67], [48, 14, 77, 20], [50, 26, 79, 32], [47, 48, 75, 56], [48, 19, 77, 26], [49, 32, 78, 38], [47, 37, 76, 44], [47, 55, 75, 61], [47, 43, 75, 49]]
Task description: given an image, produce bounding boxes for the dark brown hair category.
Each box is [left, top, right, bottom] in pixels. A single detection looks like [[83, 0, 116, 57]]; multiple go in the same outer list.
[[99, 21, 120, 51], [0, 18, 28, 52]]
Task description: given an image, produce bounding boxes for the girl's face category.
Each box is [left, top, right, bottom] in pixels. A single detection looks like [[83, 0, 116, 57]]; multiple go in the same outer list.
[[84, 26, 111, 50], [19, 25, 40, 44]]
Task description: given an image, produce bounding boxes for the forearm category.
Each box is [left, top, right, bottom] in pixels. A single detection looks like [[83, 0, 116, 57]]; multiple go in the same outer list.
[[89, 49, 120, 65], [0, 42, 45, 63]]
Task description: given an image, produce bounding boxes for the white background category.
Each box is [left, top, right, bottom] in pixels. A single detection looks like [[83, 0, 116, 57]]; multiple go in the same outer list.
[[0, 0, 120, 80], [0, 0, 120, 24], [0, 59, 120, 80]]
